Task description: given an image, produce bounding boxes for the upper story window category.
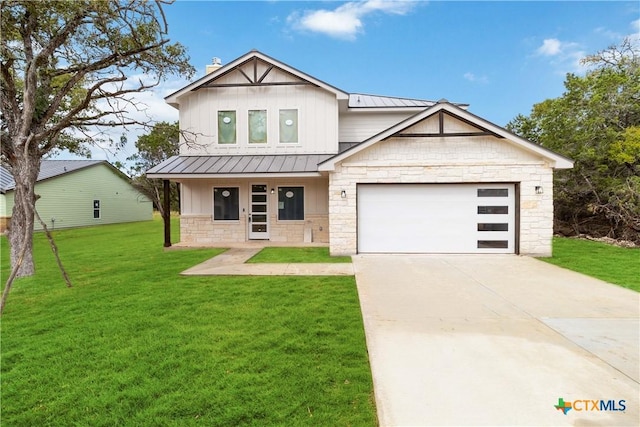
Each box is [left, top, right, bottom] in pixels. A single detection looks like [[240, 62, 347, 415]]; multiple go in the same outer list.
[[218, 111, 236, 144], [279, 109, 298, 143], [248, 110, 267, 144]]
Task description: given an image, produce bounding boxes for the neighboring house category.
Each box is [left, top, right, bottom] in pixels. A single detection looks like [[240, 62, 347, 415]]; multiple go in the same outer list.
[[1, 160, 153, 232], [147, 50, 572, 256]]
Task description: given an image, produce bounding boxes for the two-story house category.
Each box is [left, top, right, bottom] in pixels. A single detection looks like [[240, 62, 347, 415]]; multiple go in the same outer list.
[[147, 50, 572, 256]]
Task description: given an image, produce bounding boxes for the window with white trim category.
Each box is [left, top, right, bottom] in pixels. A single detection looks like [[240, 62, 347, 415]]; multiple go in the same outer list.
[[217, 111, 236, 144], [279, 109, 298, 143]]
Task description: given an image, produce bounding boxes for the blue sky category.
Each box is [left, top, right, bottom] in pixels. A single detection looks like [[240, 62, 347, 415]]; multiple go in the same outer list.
[[70, 1, 640, 163]]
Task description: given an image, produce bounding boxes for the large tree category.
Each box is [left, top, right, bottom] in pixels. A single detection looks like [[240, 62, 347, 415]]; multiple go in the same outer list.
[[0, 0, 194, 277], [507, 39, 640, 242], [127, 121, 180, 219]]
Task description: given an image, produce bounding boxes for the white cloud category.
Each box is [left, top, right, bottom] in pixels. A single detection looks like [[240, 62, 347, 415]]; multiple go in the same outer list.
[[533, 37, 586, 74], [536, 38, 562, 56], [463, 72, 488, 84], [631, 18, 640, 32], [287, 0, 418, 40]]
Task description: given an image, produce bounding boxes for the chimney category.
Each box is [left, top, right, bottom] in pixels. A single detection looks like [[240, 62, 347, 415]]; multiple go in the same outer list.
[[206, 57, 222, 74]]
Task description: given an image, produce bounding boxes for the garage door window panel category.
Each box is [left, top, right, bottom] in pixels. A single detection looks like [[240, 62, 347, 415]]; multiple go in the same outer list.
[[478, 206, 509, 215], [477, 240, 509, 249], [477, 188, 509, 197], [478, 223, 509, 231]]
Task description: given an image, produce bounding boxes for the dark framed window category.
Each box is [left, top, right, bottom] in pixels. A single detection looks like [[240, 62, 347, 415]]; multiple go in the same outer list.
[[93, 200, 100, 219], [218, 111, 236, 144], [213, 187, 239, 220], [278, 187, 304, 220]]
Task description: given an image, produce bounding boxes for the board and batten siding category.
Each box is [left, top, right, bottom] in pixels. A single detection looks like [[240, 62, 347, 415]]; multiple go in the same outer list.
[[338, 111, 418, 143], [178, 177, 328, 216], [4, 164, 152, 231], [178, 84, 339, 156]]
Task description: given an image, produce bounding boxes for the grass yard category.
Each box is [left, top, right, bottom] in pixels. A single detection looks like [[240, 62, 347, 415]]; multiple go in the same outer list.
[[0, 218, 377, 426], [247, 247, 352, 264], [542, 237, 640, 292]]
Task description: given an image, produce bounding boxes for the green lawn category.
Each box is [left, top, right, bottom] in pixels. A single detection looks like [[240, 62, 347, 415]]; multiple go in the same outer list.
[[248, 247, 352, 264], [542, 237, 640, 292], [0, 219, 377, 426]]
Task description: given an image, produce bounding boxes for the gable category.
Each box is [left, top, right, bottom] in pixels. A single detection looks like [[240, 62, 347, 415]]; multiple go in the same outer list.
[[166, 50, 348, 108], [342, 134, 543, 166], [398, 111, 501, 137], [319, 101, 573, 171], [200, 56, 311, 87]]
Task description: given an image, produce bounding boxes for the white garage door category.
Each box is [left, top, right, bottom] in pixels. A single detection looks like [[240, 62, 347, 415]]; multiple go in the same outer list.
[[357, 184, 516, 253]]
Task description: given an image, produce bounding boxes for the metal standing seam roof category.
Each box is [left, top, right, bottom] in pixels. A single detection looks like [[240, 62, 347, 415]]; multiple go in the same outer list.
[[348, 93, 438, 108], [1, 160, 105, 192], [146, 154, 335, 176]]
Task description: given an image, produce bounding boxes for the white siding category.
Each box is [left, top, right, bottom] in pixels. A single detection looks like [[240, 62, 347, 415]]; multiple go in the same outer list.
[[338, 111, 418, 142], [178, 85, 339, 156]]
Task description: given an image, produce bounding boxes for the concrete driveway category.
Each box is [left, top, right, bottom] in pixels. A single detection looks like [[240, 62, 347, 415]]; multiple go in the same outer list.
[[353, 255, 639, 427]]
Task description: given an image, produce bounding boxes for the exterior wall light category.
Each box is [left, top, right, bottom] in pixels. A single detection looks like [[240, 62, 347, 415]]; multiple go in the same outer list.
[[535, 186, 544, 194], [341, 190, 346, 198], [270, 188, 275, 194]]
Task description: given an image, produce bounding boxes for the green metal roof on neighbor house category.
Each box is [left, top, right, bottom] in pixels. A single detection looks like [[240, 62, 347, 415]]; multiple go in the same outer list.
[[1, 160, 107, 193]]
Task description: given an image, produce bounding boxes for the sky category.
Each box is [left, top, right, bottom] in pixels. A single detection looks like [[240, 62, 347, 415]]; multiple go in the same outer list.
[[63, 0, 640, 165]]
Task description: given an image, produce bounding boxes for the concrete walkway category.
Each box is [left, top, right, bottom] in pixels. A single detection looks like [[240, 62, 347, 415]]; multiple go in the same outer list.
[[353, 254, 639, 427], [181, 248, 354, 276]]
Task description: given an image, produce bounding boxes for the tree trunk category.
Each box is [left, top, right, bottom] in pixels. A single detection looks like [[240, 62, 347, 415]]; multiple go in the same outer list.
[[7, 153, 41, 278]]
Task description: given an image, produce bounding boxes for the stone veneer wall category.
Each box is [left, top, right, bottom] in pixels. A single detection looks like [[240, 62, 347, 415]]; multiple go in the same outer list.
[[328, 136, 555, 256], [180, 213, 329, 244], [269, 214, 329, 243]]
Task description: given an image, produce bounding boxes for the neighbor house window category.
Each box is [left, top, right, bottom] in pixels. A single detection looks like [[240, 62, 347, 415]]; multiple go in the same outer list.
[[93, 200, 100, 219], [213, 187, 239, 220], [248, 110, 267, 143], [279, 109, 298, 143], [278, 186, 304, 220], [218, 111, 236, 144]]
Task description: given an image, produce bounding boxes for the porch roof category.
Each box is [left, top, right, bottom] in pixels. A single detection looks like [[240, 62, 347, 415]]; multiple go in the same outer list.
[[146, 154, 334, 179]]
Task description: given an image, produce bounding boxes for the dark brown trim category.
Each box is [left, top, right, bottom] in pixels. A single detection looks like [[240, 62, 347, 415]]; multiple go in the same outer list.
[[394, 132, 497, 138], [258, 65, 275, 83], [238, 68, 252, 84], [442, 110, 504, 139], [514, 183, 520, 255], [163, 179, 171, 248], [200, 81, 313, 88]]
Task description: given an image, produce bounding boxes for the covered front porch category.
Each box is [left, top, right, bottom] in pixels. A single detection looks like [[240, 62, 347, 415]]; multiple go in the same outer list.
[[168, 176, 329, 247]]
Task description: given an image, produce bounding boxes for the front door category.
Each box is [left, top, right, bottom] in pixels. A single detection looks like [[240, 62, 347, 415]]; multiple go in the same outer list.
[[249, 184, 269, 239]]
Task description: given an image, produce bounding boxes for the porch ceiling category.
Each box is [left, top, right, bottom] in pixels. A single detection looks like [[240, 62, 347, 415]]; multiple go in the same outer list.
[[146, 154, 334, 178]]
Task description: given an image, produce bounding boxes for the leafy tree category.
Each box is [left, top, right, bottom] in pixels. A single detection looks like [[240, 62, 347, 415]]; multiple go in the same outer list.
[[507, 39, 640, 242], [128, 121, 180, 219], [0, 0, 195, 279]]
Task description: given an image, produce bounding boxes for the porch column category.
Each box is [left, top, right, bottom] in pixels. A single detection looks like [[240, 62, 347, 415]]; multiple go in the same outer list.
[[163, 179, 171, 248]]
